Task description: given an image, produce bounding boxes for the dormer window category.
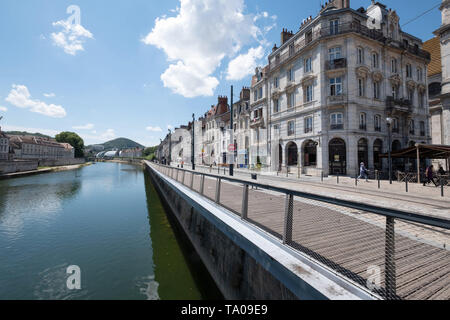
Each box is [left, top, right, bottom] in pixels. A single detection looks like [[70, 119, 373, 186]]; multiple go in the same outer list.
[[330, 19, 339, 35]]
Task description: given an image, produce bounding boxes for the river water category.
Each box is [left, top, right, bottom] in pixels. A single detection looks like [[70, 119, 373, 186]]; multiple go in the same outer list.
[[0, 162, 221, 300]]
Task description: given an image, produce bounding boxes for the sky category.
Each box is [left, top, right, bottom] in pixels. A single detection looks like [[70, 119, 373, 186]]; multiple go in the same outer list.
[[0, 0, 443, 147]]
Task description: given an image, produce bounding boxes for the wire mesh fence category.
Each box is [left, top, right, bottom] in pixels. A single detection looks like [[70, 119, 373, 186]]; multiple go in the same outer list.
[[154, 163, 450, 300]]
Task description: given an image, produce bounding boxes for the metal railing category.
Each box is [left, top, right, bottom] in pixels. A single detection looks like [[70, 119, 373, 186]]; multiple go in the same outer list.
[[149, 162, 450, 300]]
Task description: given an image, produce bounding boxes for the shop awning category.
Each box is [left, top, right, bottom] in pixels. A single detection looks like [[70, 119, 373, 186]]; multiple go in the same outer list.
[[380, 144, 450, 159]]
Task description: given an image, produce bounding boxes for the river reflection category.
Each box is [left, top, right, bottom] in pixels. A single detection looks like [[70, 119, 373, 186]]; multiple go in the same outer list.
[[0, 163, 220, 300]]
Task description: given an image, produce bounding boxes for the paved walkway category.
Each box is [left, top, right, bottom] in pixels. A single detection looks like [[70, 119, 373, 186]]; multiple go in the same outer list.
[[153, 163, 450, 300], [178, 164, 450, 219]]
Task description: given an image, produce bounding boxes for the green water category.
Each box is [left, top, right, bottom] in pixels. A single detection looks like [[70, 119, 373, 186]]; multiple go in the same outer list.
[[0, 162, 221, 300]]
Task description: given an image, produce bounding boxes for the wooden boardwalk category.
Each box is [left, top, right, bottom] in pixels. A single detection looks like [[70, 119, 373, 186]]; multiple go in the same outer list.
[[162, 167, 450, 300]]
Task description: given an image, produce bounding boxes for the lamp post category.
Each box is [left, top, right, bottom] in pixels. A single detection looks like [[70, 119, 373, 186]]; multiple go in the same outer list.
[[230, 85, 234, 177], [386, 117, 393, 184], [168, 129, 172, 166], [192, 114, 195, 171]]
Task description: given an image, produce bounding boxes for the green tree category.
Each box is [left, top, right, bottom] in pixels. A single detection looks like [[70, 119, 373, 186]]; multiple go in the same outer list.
[[55, 132, 85, 158], [143, 146, 157, 157]]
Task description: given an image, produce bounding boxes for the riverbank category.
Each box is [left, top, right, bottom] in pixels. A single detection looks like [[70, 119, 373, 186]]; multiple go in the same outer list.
[[0, 162, 92, 180]]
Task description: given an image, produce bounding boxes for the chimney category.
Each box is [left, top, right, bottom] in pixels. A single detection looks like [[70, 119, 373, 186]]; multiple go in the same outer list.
[[240, 87, 250, 101], [281, 28, 294, 45]]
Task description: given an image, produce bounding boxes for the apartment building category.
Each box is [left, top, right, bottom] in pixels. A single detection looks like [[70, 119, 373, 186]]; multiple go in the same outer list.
[[0, 128, 9, 161], [8, 135, 75, 160], [265, 0, 431, 176]]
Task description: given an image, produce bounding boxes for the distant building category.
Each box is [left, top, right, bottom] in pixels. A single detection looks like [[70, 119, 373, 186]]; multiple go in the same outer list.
[[8, 135, 74, 160], [119, 148, 143, 158], [0, 127, 9, 161]]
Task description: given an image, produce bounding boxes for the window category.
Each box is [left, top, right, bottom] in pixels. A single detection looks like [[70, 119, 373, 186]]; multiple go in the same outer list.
[[330, 19, 339, 35], [306, 31, 313, 44], [417, 67, 423, 82], [304, 57, 312, 73], [330, 113, 344, 130], [358, 78, 365, 97], [373, 81, 380, 99], [357, 47, 364, 64], [419, 92, 424, 107], [406, 63, 412, 78], [420, 121, 425, 136], [287, 92, 295, 108], [330, 77, 342, 96], [287, 68, 294, 82], [372, 52, 379, 68], [273, 99, 279, 113], [305, 85, 313, 102], [304, 117, 313, 133], [258, 87, 263, 99], [289, 44, 295, 56], [359, 113, 367, 130], [409, 120, 415, 135], [393, 118, 399, 133], [253, 90, 257, 101], [391, 58, 398, 73], [408, 88, 414, 103], [374, 115, 381, 131], [329, 47, 342, 61], [274, 77, 279, 88], [392, 85, 398, 99], [288, 121, 295, 136]]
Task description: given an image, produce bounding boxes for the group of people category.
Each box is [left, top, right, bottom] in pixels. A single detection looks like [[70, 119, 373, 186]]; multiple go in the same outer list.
[[356, 162, 447, 186], [423, 164, 447, 187]]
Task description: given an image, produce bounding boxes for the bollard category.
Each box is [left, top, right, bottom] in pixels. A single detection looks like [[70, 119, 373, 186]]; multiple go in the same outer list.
[[215, 178, 221, 203], [321, 171, 324, 182], [241, 184, 249, 220], [355, 176, 358, 186], [337, 173, 340, 184], [441, 177, 444, 198], [405, 179, 408, 193], [377, 171, 380, 189]]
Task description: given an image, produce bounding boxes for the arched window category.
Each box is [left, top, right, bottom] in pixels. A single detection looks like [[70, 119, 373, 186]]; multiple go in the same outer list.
[[286, 142, 298, 166], [358, 138, 368, 168], [373, 139, 383, 170]]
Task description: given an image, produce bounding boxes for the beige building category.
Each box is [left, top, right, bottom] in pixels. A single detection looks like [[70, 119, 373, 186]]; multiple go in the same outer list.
[[0, 128, 9, 161], [9, 135, 74, 160]]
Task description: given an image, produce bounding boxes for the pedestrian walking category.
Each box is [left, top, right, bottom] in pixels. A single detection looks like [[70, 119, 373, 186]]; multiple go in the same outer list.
[[423, 165, 438, 187], [357, 162, 369, 182]]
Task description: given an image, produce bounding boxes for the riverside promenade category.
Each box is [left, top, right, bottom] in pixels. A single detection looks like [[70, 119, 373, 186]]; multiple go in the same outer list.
[[152, 162, 450, 300]]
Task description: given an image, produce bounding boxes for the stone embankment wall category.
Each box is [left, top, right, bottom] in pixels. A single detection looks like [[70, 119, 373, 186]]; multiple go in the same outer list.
[[0, 161, 38, 174]]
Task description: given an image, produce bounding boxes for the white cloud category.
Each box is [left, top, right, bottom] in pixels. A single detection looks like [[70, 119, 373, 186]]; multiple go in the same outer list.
[[101, 129, 116, 140], [0, 106, 7, 112], [167, 125, 174, 130], [142, 0, 269, 98], [51, 19, 93, 55], [43, 93, 56, 98], [146, 126, 163, 132], [5, 84, 67, 118], [73, 123, 95, 130], [226, 46, 265, 81]]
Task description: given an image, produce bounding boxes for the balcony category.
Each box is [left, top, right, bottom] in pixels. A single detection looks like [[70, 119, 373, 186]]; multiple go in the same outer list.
[[330, 124, 344, 130], [250, 117, 265, 129], [392, 128, 400, 134], [375, 127, 381, 132], [359, 124, 367, 131], [386, 96, 412, 115], [326, 58, 347, 70]]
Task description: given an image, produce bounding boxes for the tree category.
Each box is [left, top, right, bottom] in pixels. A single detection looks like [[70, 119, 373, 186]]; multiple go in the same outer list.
[[55, 132, 85, 158], [143, 146, 157, 157]]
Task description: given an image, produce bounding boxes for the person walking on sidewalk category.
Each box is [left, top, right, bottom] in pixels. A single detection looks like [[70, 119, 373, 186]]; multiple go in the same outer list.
[[423, 165, 438, 187], [358, 162, 369, 182]]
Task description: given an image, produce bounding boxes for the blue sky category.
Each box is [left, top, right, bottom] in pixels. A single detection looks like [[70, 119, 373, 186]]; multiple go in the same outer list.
[[0, 0, 442, 146]]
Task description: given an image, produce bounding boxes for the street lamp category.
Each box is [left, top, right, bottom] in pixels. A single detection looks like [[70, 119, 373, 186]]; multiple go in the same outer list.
[[168, 129, 172, 166], [192, 114, 195, 171], [386, 117, 393, 184]]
